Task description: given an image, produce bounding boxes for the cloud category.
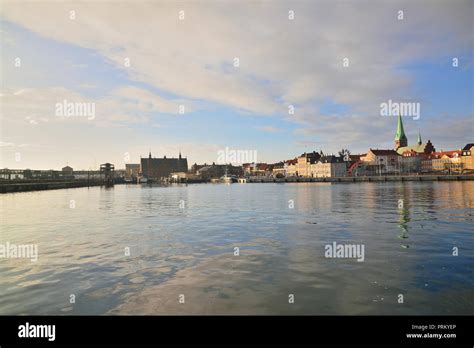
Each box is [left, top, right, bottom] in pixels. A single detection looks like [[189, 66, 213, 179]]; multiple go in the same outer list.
[[3, 0, 471, 120], [1, 1, 472, 168], [0, 84, 187, 129], [111, 86, 188, 115]]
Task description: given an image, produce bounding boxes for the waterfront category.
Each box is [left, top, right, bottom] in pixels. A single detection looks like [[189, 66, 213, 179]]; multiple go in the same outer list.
[[0, 182, 473, 315]]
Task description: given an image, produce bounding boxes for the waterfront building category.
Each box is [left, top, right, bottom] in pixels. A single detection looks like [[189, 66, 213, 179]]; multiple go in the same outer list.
[[62, 166, 73, 174], [286, 159, 298, 177], [399, 150, 423, 173], [254, 163, 270, 176], [310, 155, 347, 178], [169, 171, 200, 183], [421, 150, 463, 173], [195, 163, 243, 180], [271, 162, 286, 177], [140, 152, 188, 181], [61, 166, 74, 179], [125, 164, 140, 181], [461, 143, 474, 171], [196, 165, 222, 179], [242, 163, 270, 176], [361, 149, 400, 174], [295, 151, 321, 177], [242, 163, 253, 175]]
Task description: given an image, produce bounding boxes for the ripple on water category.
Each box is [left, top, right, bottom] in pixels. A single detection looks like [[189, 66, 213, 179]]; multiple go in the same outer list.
[[0, 181, 473, 314]]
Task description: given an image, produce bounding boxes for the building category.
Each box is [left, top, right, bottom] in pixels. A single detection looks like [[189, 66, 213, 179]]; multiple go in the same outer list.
[[195, 163, 243, 180], [140, 152, 188, 181], [100, 163, 115, 185], [295, 151, 321, 177], [61, 166, 74, 179], [421, 150, 462, 173], [310, 155, 347, 178], [169, 171, 200, 183], [461, 143, 474, 171], [125, 164, 140, 181], [242, 163, 271, 177], [242, 163, 253, 176], [399, 149, 423, 174], [271, 162, 286, 177], [394, 114, 408, 149], [62, 165, 73, 174], [394, 114, 435, 155], [361, 149, 400, 174], [286, 159, 298, 177]]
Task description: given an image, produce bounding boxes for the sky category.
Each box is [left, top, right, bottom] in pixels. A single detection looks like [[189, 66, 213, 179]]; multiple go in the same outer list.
[[0, 0, 473, 170]]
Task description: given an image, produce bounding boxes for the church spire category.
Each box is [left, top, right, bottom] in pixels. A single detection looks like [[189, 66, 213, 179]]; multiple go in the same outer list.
[[395, 114, 408, 149], [417, 132, 422, 145]]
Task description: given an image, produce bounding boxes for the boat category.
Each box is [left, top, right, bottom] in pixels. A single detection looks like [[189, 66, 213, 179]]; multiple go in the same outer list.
[[221, 174, 238, 183], [220, 166, 238, 183]]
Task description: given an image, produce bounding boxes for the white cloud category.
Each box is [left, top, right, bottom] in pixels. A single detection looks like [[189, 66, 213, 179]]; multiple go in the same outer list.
[[3, 0, 471, 120], [1, 1, 472, 168], [0, 84, 186, 129]]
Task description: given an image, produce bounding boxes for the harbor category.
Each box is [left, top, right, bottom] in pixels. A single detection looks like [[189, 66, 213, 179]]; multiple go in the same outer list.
[[2, 166, 474, 193]]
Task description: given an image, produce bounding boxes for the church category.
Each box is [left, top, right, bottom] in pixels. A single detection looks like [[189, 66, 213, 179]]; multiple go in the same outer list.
[[394, 115, 435, 156]]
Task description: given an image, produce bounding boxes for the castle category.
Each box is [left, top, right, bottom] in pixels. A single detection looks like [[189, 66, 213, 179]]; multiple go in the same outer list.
[[140, 152, 188, 181]]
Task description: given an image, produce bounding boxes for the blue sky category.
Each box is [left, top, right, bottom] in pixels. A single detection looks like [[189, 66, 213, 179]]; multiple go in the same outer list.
[[1, 1, 473, 169]]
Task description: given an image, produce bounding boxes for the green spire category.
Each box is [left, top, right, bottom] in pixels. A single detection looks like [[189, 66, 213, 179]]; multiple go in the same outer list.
[[395, 114, 407, 141], [417, 132, 422, 145]]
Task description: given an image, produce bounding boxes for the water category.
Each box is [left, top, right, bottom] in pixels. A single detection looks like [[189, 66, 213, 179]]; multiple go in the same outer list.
[[0, 181, 473, 315]]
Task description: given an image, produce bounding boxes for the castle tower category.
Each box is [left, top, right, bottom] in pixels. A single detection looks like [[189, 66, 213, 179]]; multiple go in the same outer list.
[[395, 114, 408, 150], [148, 151, 151, 179]]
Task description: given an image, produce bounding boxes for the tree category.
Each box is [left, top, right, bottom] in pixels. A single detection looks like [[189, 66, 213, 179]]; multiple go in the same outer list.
[[338, 148, 351, 161]]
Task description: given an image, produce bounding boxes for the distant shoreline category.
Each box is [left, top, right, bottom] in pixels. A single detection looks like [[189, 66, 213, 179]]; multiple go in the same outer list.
[[1, 174, 474, 193]]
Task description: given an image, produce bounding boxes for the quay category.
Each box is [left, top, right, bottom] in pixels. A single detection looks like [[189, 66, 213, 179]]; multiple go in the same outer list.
[[0, 180, 107, 193], [0, 163, 118, 193], [2, 171, 474, 193], [246, 175, 474, 184]]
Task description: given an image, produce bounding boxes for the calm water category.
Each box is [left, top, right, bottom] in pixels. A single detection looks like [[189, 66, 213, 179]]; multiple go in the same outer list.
[[0, 182, 473, 315]]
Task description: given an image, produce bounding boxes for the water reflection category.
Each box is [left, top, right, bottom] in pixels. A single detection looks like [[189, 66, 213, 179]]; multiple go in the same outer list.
[[397, 185, 410, 248], [0, 181, 473, 315]]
